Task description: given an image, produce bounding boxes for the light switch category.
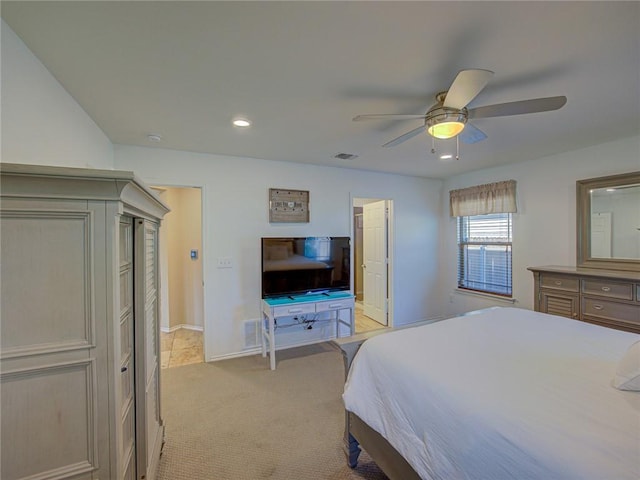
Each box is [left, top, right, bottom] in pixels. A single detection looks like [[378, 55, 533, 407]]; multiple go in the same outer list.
[[190, 249, 198, 260]]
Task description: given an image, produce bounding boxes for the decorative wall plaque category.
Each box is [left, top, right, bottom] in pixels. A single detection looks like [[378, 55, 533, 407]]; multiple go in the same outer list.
[[269, 188, 309, 223]]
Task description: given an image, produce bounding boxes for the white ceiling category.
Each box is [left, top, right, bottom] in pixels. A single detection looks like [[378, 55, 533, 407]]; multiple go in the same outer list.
[[3, 1, 639, 178]]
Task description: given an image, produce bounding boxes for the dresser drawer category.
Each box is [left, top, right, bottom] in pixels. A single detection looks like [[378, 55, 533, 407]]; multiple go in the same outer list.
[[273, 303, 316, 317], [316, 299, 353, 312], [582, 297, 640, 326], [540, 274, 579, 292], [582, 279, 634, 301]]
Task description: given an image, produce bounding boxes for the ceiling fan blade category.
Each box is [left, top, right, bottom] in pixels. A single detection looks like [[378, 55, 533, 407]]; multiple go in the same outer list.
[[353, 114, 426, 121], [443, 69, 494, 109], [459, 123, 487, 144], [382, 125, 425, 147], [468, 96, 567, 119]]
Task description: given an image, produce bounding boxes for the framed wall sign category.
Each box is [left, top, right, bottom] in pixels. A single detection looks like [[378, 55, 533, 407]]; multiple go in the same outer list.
[[269, 188, 309, 223]]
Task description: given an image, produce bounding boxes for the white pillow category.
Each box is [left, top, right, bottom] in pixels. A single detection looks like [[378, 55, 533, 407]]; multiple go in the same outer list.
[[613, 340, 640, 391]]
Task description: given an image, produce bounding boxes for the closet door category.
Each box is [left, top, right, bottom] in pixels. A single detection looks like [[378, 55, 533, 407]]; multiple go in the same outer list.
[[134, 218, 163, 480]]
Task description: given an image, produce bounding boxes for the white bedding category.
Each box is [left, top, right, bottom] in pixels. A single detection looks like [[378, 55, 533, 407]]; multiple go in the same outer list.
[[343, 307, 640, 480]]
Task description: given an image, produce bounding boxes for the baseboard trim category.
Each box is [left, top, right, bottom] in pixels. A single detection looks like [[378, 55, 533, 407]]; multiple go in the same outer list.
[[207, 348, 262, 363], [161, 324, 204, 333]]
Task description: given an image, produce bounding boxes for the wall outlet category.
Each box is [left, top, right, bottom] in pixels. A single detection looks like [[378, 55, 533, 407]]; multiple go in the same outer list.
[[217, 257, 232, 269]]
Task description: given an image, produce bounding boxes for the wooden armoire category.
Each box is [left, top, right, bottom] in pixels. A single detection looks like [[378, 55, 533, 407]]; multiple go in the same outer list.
[[1, 163, 170, 480]]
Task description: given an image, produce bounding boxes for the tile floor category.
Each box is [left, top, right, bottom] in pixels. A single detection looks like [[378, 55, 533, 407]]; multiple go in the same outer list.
[[354, 301, 388, 333], [161, 328, 204, 369]]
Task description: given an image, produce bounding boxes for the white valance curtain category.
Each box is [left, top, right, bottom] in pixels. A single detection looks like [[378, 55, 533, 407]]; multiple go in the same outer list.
[[449, 180, 517, 217]]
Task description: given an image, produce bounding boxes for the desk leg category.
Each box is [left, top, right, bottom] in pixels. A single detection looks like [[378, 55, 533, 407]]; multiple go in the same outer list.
[[261, 313, 267, 358], [350, 307, 354, 335], [269, 315, 276, 370]]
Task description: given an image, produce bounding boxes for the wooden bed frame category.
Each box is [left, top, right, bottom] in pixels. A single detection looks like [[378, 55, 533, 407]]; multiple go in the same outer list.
[[332, 329, 422, 480]]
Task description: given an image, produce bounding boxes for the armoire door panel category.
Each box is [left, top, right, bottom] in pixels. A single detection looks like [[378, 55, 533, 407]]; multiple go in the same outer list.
[[120, 269, 132, 314], [135, 219, 164, 480], [0, 360, 97, 480], [0, 211, 94, 357], [119, 217, 137, 480], [120, 312, 133, 364]]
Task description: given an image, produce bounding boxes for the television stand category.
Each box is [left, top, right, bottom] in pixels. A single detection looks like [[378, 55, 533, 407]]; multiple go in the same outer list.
[[261, 291, 355, 370]]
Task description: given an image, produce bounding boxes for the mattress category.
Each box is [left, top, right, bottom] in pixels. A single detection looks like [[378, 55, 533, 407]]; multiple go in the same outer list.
[[342, 307, 640, 480]]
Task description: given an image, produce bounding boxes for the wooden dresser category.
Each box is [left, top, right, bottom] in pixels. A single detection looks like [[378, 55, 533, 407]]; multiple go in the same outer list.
[[528, 265, 640, 334]]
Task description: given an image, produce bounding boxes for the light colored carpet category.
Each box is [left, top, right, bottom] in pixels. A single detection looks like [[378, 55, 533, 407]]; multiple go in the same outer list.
[[157, 342, 388, 480]]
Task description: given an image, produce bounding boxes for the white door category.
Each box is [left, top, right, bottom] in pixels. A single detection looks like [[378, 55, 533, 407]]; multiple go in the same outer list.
[[591, 212, 612, 258], [363, 200, 388, 325]]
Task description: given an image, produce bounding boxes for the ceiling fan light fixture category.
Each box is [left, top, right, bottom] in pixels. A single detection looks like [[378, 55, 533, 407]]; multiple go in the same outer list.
[[426, 107, 467, 139], [427, 121, 465, 139]]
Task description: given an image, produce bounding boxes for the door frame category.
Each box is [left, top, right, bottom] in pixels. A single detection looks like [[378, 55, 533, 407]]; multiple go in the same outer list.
[[351, 195, 394, 328], [152, 183, 207, 360]]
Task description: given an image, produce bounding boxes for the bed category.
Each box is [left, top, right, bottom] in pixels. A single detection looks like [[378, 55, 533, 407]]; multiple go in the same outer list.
[[337, 307, 640, 480]]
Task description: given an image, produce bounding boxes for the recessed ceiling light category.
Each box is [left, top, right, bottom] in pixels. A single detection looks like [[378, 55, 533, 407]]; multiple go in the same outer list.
[[147, 134, 162, 142], [440, 154, 453, 160], [233, 118, 251, 127]]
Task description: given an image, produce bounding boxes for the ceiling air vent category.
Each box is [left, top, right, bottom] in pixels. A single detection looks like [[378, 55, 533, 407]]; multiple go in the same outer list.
[[334, 153, 359, 160]]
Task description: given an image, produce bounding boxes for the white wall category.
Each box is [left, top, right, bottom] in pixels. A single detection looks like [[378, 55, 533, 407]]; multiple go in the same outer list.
[[439, 135, 640, 317], [1, 20, 113, 169], [114, 145, 443, 360]]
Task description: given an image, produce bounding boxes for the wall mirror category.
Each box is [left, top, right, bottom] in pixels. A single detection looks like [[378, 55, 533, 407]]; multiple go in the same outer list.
[[577, 171, 640, 271]]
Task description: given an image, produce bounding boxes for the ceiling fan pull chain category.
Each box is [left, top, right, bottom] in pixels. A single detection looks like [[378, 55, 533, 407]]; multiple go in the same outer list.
[[456, 135, 460, 161], [431, 136, 436, 154]]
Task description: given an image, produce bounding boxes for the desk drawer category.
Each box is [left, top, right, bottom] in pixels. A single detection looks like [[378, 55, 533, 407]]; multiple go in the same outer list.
[[582, 279, 633, 301], [273, 303, 316, 317], [540, 274, 579, 292], [582, 297, 640, 326], [316, 299, 353, 312]]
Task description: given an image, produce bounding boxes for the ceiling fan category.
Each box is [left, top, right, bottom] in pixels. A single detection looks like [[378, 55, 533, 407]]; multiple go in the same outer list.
[[353, 69, 567, 148]]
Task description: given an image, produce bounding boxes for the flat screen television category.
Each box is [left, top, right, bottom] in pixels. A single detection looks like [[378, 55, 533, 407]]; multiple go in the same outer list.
[[261, 236, 351, 298]]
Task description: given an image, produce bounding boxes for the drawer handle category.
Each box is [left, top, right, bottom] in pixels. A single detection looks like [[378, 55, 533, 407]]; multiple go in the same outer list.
[[328, 303, 342, 308], [554, 281, 562, 286], [601, 286, 611, 292], [593, 304, 604, 310], [288, 308, 303, 313]]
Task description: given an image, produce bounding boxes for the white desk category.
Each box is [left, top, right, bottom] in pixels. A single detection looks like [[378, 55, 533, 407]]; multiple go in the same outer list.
[[261, 292, 355, 370]]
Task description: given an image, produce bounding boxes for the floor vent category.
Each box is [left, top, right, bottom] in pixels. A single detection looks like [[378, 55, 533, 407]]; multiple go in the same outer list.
[[244, 319, 259, 348]]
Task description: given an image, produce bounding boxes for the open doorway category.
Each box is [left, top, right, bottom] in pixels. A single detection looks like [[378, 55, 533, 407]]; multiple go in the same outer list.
[[353, 197, 393, 333], [153, 186, 205, 369]]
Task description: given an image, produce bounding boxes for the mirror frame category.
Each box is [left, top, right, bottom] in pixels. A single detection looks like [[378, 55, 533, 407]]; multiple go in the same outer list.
[[577, 171, 640, 271]]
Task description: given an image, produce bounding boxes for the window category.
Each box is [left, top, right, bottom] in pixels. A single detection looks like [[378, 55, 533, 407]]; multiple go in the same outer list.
[[457, 212, 512, 297]]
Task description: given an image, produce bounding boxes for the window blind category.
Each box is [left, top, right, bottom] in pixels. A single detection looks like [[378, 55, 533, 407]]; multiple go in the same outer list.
[[457, 213, 512, 296]]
